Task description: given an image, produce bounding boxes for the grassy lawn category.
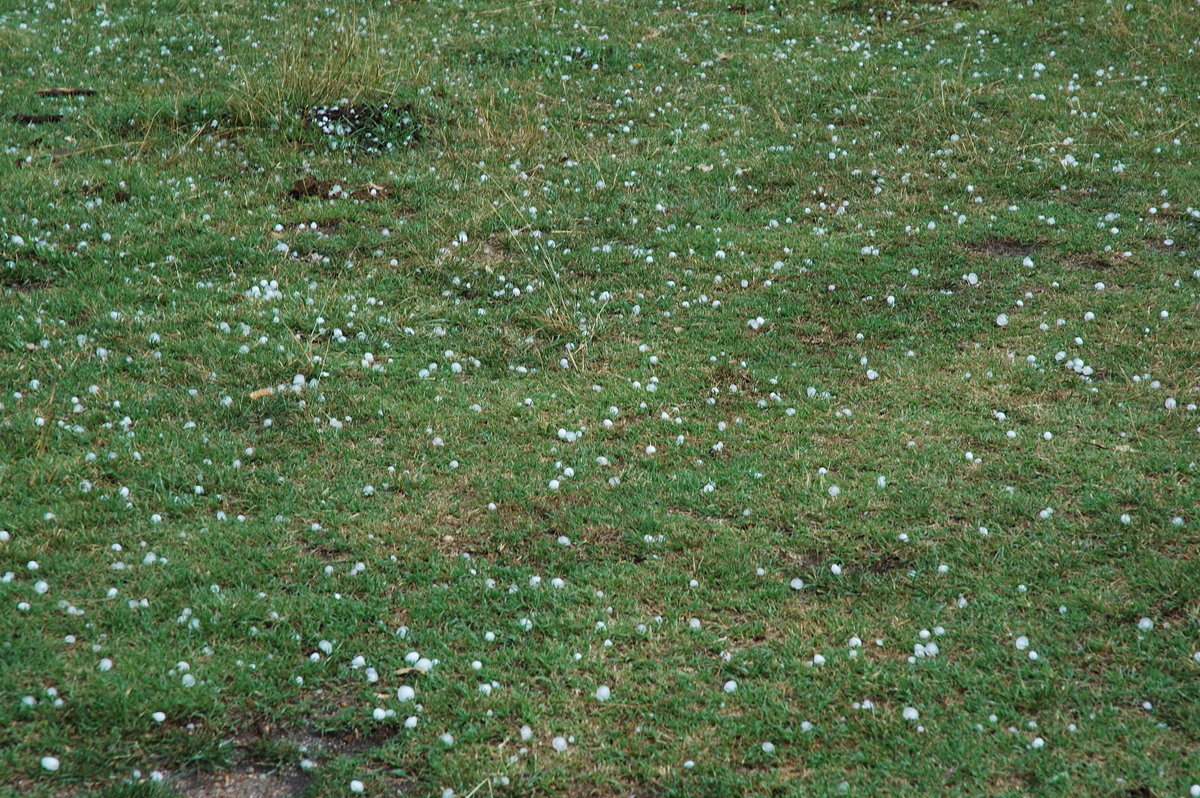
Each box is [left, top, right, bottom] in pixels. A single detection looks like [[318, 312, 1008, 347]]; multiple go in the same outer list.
[[2, 0, 1199, 794]]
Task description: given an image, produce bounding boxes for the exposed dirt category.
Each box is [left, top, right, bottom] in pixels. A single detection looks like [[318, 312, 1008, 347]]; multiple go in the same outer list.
[[287, 176, 397, 201], [174, 766, 313, 798]]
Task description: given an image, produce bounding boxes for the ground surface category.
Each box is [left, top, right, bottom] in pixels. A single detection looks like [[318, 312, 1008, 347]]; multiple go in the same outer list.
[[1, 0, 1199, 795]]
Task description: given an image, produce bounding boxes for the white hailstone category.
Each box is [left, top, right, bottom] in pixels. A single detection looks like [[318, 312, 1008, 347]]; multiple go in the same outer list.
[[440, 733, 454, 747], [556, 535, 571, 546], [761, 742, 776, 754], [866, 370, 879, 381], [41, 756, 60, 771], [548, 479, 560, 491], [723, 680, 738, 694], [812, 654, 826, 666], [827, 485, 840, 498], [995, 314, 1009, 327], [789, 578, 805, 590], [1137, 617, 1154, 631], [551, 578, 565, 589], [1030, 737, 1045, 749], [902, 707, 919, 721], [152, 712, 166, 723], [830, 564, 842, 575], [877, 476, 887, 488], [595, 685, 611, 701], [1190, 786, 1199, 798], [397, 686, 415, 702], [181, 674, 196, 687], [362, 485, 375, 497], [372, 708, 387, 721], [471, 660, 482, 671], [300, 759, 316, 771], [318, 640, 333, 655], [552, 736, 569, 752], [645, 445, 656, 455], [404, 716, 418, 729], [350, 780, 365, 793], [350, 655, 366, 669], [689, 618, 702, 630], [98, 658, 113, 672], [1015, 636, 1030, 651]]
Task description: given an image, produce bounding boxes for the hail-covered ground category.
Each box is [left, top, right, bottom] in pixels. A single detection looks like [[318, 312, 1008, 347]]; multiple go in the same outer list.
[[2, 0, 1199, 795]]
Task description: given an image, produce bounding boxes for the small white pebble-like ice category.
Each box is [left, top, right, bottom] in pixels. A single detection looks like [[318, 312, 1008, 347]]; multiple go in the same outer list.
[[41, 756, 61, 772]]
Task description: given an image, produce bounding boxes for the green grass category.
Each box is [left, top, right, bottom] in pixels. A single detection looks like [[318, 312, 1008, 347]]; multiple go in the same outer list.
[[2, 0, 1199, 795]]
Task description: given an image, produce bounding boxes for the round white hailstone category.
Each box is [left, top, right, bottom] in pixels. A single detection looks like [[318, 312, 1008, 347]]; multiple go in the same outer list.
[[98, 658, 113, 672], [789, 578, 805, 591], [472, 660, 482, 671], [684, 760, 695, 769], [1015, 636, 1029, 651], [551, 578, 565, 589], [397, 686, 415, 702], [828, 485, 840, 498], [372, 708, 387, 721], [478, 684, 492, 695], [877, 476, 887, 488], [350, 780, 365, 793], [152, 712, 166, 723], [762, 742, 776, 754], [995, 314, 1009, 327], [551, 736, 568, 752], [723, 680, 738, 694], [520, 726, 533, 741], [1190, 786, 1200, 798], [441, 733, 454, 747], [902, 707, 919, 721], [645, 445, 656, 455], [830, 564, 842, 575], [1138, 617, 1154, 631], [813, 654, 826, 666], [866, 370, 879, 381], [548, 479, 560, 491], [404, 716, 418, 729], [181, 674, 196, 687], [41, 756, 61, 771], [595, 685, 611, 701], [1095, 282, 1105, 291], [1030, 737, 1045, 749], [300, 759, 316, 771], [1042, 431, 1053, 441], [415, 658, 433, 672]]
